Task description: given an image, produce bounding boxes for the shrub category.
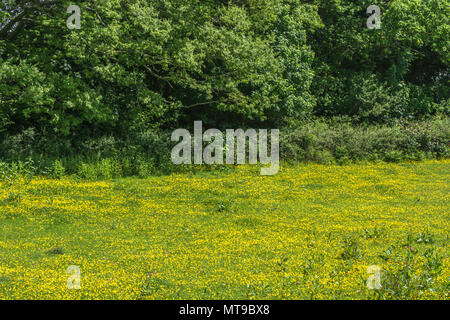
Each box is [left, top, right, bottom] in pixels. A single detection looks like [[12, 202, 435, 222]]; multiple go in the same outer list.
[[98, 158, 122, 180], [281, 117, 449, 164], [77, 163, 98, 181], [49, 160, 65, 179], [0, 158, 36, 183]]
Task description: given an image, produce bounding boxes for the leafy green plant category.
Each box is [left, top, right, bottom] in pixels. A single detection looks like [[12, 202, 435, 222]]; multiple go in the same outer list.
[[77, 163, 98, 181], [50, 160, 65, 179], [377, 246, 443, 299], [340, 237, 362, 260]]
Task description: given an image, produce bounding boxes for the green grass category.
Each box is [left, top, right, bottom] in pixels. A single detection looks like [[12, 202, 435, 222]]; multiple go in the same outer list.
[[0, 160, 448, 299]]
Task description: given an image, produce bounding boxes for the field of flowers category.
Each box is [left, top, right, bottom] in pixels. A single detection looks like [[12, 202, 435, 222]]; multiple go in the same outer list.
[[0, 160, 448, 300]]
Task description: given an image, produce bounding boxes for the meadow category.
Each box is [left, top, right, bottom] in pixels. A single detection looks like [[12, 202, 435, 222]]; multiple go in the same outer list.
[[0, 160, 448, 300]]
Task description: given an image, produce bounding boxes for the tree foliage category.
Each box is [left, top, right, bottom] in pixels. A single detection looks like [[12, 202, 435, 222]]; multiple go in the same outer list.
[[0, 0, 448, 157], [310, 0, 449, 121], [1, 0, 319, 137]]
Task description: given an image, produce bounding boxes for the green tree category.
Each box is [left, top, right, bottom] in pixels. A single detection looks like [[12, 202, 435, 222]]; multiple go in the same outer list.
[[310, 0, 449, 121], [1, 0, 319, 146]]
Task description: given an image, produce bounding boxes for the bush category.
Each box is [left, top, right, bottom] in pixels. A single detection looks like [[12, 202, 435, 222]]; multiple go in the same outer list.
[[281, 117, 449, 164], [49, 160, 65, 179], [77, 163, 98, 181], [76, 158, 122, 181], [0, 158, 36, 183], [0, 117, 448, 180]]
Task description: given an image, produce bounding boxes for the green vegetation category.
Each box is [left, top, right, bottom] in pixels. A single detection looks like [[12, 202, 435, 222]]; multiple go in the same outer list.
[[1, 1, 448, 302], [0, 0, 448, 171], [0, 117, 448, 178], [0, 160, 448, 299]]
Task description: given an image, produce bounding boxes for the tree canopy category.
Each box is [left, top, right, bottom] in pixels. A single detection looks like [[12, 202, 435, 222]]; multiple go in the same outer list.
[[0, 0, 448, 149]]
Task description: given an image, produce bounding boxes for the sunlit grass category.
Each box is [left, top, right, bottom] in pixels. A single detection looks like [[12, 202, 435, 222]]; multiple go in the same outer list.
[[0, 160, 448, 299]]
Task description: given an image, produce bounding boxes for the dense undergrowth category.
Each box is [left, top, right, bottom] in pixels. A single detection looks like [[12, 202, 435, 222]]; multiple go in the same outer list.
[[1, 117, 448, 180]]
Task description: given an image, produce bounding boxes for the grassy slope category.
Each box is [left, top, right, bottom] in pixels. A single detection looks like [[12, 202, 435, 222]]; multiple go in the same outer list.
[[0, 160, 449, 299]]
